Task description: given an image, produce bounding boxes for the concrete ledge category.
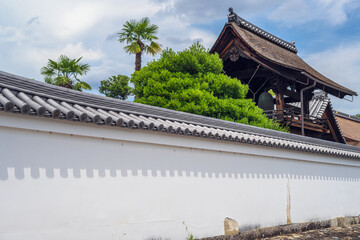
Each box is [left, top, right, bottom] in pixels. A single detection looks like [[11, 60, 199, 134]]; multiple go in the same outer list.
[[201, 216, 360, 240]]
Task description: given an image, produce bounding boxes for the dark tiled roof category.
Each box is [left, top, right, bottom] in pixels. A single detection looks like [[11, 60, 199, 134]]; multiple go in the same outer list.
[[228, 12, 297, 53], [227, 12, 356, 97], [335, 112, 360, 143], [1, 70, 360, 158], [335, 111, 360, 123]]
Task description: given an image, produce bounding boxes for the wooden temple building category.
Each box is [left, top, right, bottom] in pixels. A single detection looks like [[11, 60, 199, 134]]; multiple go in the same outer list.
[[210, 8, 357, 144]]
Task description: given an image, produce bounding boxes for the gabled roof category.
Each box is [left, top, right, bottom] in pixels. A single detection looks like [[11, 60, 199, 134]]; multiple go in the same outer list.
[[210, 11, 357, 98], [228, 13, 298, 53], [335, 111, 360, 145], [289, 92, 330, 119], [336, 111, 360, 123], [1, 70, 360, 159]]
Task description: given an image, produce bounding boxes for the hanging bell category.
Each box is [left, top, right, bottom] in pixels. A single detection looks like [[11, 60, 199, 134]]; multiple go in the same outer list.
[[258, 92, 274, 112]]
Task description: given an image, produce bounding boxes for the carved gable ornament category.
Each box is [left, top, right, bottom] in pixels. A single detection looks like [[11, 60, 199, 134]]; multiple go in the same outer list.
[[229, 47, 240, 62]]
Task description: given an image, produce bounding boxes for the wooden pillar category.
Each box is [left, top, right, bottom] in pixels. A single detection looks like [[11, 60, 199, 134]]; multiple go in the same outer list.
[[303, 95, 310, 117], [276, 92, 284, 120], [300, 81, 316, 136]]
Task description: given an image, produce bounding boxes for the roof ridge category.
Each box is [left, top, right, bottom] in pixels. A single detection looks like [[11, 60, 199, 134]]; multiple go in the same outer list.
[[228, 8, 298, 53], [336, 111, 360, 123]]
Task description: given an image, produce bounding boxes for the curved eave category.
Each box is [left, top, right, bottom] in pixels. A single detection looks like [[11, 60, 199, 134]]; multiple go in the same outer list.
[[209, 24, 229, 54], [211, 23, 357, 98]]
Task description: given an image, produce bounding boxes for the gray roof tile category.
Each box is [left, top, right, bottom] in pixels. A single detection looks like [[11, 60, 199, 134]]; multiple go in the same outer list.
[[1, 70, 360, 159], [228, 12, 297, 53]]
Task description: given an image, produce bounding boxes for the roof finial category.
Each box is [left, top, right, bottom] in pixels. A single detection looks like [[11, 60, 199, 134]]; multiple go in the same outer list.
[[229, 7, 234, 15], [291, 40, 296, 45]]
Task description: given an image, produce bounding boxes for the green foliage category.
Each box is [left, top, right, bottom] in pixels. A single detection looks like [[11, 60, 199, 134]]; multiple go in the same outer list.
[[183, 221, 198, 240], [41, 55, 91, 91], [186, 234, 198, 240], [131, 43, 286, 132], [99, 75, 132, 100], [355, 114, 360, 118], [268, 89, 275, 96]]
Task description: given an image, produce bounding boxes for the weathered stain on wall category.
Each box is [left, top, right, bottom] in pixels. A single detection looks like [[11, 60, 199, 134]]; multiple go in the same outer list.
[[287, 179, 292, 224]]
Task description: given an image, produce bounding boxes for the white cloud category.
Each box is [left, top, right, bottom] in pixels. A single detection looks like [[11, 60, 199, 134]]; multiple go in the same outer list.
[[152, 0, 282, 23], [0, 0, 162, 40], [0, 0, 217, 82], [305, 42, 360, 114], [0, 0, 359, 104], [269, 0, 360, 26], [187, 29, 217, 48], [25, 42, 104, 66], [153, 15, 217, 51], [0, 25, 23, 42], [54, 3, 106, 38]]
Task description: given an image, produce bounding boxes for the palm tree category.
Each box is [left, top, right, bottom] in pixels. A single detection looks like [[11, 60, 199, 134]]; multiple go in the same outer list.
[[41, 55, 91, 91], [118, 17, 162, 71]]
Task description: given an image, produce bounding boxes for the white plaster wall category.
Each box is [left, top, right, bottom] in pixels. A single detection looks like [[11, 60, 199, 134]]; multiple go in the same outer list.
[[0, 112, 360, 240]]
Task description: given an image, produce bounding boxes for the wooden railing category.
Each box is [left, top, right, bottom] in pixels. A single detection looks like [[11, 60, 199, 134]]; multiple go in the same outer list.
[[264, 109, 329, 133]]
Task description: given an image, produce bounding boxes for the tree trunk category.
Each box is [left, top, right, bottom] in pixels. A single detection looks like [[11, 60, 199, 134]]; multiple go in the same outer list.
[[135, 51, 142, 71], [61, 80, 73, 89], [135, 39, 145, 71]]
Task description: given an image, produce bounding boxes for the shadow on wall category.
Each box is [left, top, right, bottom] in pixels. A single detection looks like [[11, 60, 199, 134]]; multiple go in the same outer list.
[[1, 128, 360, 182]]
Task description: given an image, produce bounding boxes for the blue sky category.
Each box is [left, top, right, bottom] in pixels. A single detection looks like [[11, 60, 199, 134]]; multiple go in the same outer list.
[[0, 0, 360, 114]]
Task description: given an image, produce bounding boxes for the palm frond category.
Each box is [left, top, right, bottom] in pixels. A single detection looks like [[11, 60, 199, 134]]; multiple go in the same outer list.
[[40, 66, 55, 76], [135, 17, 153, 37], [58, 55, 70, 63], [41, 55, 90, 91], [148, 34, 159, 40], [78, 63, 90, 74], [73, 81, 92, 91], [124, 42, 141, 54], [122, 19, 137, 32], [146, 41, 162, 56], [44, 76, 55, 84], [138, 17, 150, 29], [144, 24, 159, 36], [118, 19, 138, 43], [55, 76, 71, 86], [75, 56, 83, 63]]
